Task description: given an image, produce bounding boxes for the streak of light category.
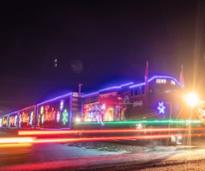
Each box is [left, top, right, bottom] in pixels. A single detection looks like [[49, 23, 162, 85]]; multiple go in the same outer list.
[[0, 137, 34, 144], [18, 127, 205, 136], [77, 119, 202, 126], [30, 133, 205, 144], [33, 134, 173, 144], [0, 143, 32, 148]]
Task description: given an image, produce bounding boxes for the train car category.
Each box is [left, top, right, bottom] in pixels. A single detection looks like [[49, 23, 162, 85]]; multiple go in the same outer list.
[[36, 92, 81, 129], [5, 105, 36, 129], [18, 106, 36, 128]]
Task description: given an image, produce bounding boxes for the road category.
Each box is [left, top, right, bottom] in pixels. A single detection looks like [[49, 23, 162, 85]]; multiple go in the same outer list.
[[1, 130, 205, 170], [1, 141, 205, 170]]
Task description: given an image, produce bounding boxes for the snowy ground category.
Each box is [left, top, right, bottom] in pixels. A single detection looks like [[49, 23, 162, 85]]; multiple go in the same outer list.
[[1, 140, 205, 170]]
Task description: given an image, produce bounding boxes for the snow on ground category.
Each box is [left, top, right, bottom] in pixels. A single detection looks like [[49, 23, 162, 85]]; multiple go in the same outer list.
[[66, 142, 205, 171], [138, 160, 205, 171], [2, 141, 205, 170], [67, 141, 192, 154]]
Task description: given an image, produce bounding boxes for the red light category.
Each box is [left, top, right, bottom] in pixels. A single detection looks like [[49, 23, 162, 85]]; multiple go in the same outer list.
[[18, 128, 190, 136], [33, 134, 172, 144]]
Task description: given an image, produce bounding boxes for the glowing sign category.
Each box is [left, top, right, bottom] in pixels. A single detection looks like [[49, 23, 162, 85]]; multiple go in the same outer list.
[[157, 102, 166, 114]]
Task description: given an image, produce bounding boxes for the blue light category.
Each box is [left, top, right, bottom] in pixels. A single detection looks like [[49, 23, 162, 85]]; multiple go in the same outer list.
[[37, 93, 72, 106], [129, 75, 182, 88], [157, 102, 166, 114], [82, 82, 134, 98]]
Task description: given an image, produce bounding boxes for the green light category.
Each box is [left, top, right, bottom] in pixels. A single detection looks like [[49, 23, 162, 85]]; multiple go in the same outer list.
[[77, 119, 202, 127], [62, 109, 69, 125]]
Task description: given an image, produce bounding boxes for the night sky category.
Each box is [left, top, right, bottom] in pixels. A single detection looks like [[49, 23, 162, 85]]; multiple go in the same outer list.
[[0, 0, 204, 112]]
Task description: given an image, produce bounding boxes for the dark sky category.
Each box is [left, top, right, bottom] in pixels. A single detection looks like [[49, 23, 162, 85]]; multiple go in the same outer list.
[[0, 0, 204, 112]]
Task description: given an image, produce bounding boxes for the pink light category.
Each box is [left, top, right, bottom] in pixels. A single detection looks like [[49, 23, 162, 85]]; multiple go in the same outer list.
[[33, 134, 173, 144], [18, 127, 205, 136], [26, 133, 205, 144]]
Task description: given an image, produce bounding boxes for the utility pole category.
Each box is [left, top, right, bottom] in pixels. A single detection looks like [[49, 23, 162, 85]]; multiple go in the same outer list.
[[78, 83, 83, 95]]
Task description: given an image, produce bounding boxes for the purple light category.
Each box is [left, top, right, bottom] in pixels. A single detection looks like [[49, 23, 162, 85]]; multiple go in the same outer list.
[[82, 82, 134, 98], [129, 82, 145, 88], [37, 92, 72, 106], [129, 75, 182, 88], [6, 106, 35, 117]]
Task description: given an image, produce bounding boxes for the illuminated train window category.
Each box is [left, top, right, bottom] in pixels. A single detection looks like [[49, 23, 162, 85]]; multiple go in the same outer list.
[[156, 79, 167, 84]]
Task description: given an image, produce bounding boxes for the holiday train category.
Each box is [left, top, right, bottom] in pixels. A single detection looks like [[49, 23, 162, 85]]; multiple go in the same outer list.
[[0, 75, 202, 129]]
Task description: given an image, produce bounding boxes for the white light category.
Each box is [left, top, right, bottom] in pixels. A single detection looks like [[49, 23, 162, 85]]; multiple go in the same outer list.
[[136, 123, 143, 129], [0, 118, 2, 128], [56, 112, 61, 122], [156, 79, 167, 84], [14, 115, 18, 127], [171, 80, 176, 85], [75, 117, 81, 123], [60, 100, 64, 111], [29, 112, 33, 125], [101, 104, 106, 110], [184, 92, 200, 108]]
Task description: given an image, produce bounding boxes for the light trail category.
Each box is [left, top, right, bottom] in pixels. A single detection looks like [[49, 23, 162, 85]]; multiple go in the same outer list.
[[33, 134, 177, 144], [0, 143, 32, 148], [3, 132, 205, 145], [0, 137, 34, 144], [29, 133, 205, 144], [18, 127, 205, 136], [77, 119, 202, 126]]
